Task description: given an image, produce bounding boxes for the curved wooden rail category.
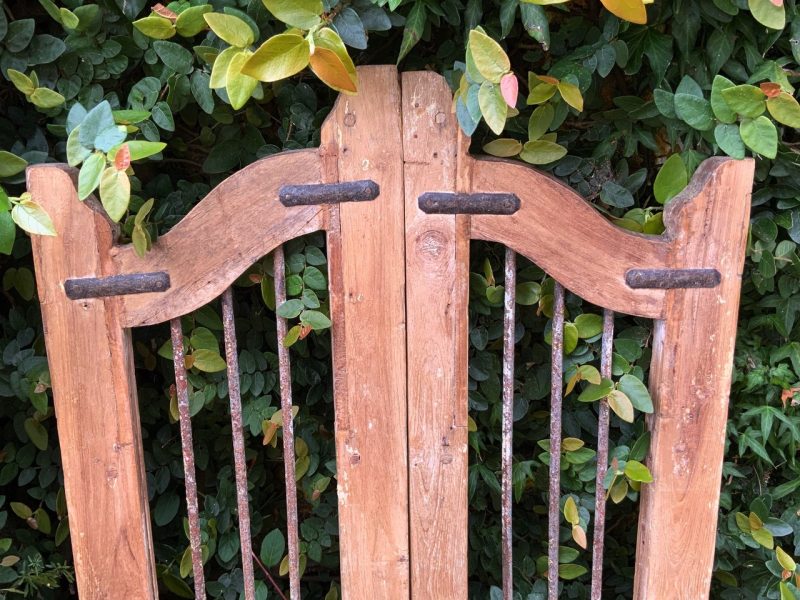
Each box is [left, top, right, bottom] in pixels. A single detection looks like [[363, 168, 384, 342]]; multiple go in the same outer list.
[[112, 149, 326, 327]]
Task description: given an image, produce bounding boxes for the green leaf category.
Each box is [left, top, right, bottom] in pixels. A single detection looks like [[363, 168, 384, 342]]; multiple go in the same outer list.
[[397, 1, 426, 63], [99, 167, 131, 222], [300, 310, 332, 329], [519, 140, 566, 164], [12, 199, 56, 236], [599, 180, 634, 208], [133, 15, 176, 39], [674, 94, 714, 130], [204, 13, 254, 48], [578, 378, 614, 402], [242, 33, 310, 82], [482, 138, 522, 157], [468, 29, 510, 83], [7, 69, 35, 96], [0, 210, 15, 255], [779, 582, 795, 600], [261, 0, 322, 30], [78, 152, 105, 200], [527, 82, 557, 104], [191, 349, 227, 372], [283, 325, 302, 347], [751, 526, 774, 549], [303, 266, 327, 290], [124, 141, 167, 162], [720, 85, 766, 118], [767, 92, 800, 127], [714, 124, 746, 159], [515, 281, 541, 305], [176, 5, 213, 37], [776, 546, 797, 572], [623, 459, 653, 483], [653, 154, 688, 205], [740, 116, 778, 158], [10, 502, 32, 520], [610, 478, 628, 503], [0, 151, 28, 178], [748, 0, 785, 29], [563, 496, 579, 524], [24, 418, 48, 451], [608, 390, 635, 422], [153, 40, 194, 75], [28, 87, 64, 109], [558, 563, 588, 580], [277, 299, 304, 319], [225, 49, 258, 110], [618, 374, 654, 413], [574, 313, 603, 339], [528, 104, 554, 140], [260, 529, 285, 568], [66, 127, 92, 167], [210, 46, 238, 89]]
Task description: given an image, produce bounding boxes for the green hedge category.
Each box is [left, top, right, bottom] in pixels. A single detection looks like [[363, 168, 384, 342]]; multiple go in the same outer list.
[[0, 0, 799, 598]]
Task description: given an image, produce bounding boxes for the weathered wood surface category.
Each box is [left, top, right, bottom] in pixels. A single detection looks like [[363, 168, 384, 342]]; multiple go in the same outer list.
[[113, 150, 325, 327], [633, 157, 753, 599], [403, 71, 471, 598], [27, 165, 157, 599], [323, 65, 411, 599]]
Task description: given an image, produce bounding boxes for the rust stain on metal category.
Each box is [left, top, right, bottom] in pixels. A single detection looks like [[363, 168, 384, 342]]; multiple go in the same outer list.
[[221, 288, 256, 600], [501, 247, 517, 600], [548, 282, 565, 600], [170, 318, 206, 600], [590, 309, 614, 600], [274, 246, 302, 600]]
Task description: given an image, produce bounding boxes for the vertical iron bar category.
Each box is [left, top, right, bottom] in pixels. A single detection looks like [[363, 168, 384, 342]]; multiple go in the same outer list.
[[274, 246, 301, 599], [221, 288, 257, 600], [501, 248, 517, 600], [170, 318, 207, 600], [547, 282, 565, 600], [590, 309, 615, 600]]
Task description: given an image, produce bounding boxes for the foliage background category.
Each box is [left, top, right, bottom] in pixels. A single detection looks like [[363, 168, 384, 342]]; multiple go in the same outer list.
[[1, 0, 800, 598]]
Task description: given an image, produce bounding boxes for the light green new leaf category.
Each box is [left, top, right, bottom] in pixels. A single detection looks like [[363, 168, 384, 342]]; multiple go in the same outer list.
[[624, 459, 653, 483], [11, 199, 56, 236], [559, 564, 588, 580], [66, 127, 92, 167], [242, 33, 310, 82], [527, 82, 557, 104], [528, 104, 554, 140], [7, 69, 35, 95], [482, 138, 522, 157], [30, 87, 65, 109], [210, 46, 238, 89], [653, 154, 687, 204], [574, 313, 603, 338], [710, 75, 737, 123], [78, 152, 105, 200], [468, 29, 510, 83], [767, 92, 800, 128], [59, 7, 80, 29], [262, 0, 322, 30], [577, 378, 614, 402], [479, 82, 508, 134], [191, 349, 227, 372], [748, 0, 785, 30], [99, 167, 131, 222], [563, 496, 579, 525], [519, 139, 567, 164], [225, 50, 258, 110], [608, 390, 634, 422], [740, 116, 778, 158], [176, 5, 212, 37], [720, 84, 766, 118], [204, 13, 254, 48], [776, 546, 797, 572], [133, 15, 176, 39], [0, 151, 28, 178], [118, 141, 167, 162], [558, 80, 584, 112], [300, 310, 332, 330], [0, 209, 14, 255]]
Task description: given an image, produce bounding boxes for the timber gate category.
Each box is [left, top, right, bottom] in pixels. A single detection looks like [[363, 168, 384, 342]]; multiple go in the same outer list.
[[27, 66, 754, 599]]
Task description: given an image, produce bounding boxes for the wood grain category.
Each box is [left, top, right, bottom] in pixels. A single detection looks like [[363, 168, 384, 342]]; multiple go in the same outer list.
[[633, 157, 754, 598], [113, 150, 325, 327], [27, 165, 158, 599], [322, 65, 410, 599], [403, 70, 470, 598]]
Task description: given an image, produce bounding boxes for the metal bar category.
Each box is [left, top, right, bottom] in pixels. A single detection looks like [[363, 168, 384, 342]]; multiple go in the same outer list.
[[548, 282, 565, 600], [501, 248, 517, 600], [279, 180, 379, 207], [590, 309, 614, 600], [274, 245, 301, 599], [418, 192, 520, 215], [170, 318, 206, 600], [64, 271, 170, 299], [221, 288, 256, 600], [625, 268, 720, 289]]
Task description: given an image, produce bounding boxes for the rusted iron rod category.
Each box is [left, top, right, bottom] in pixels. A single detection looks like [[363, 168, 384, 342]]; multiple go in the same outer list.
[[548, 282, 565, 600], [221, 288, 256, 600], [170, 318, 206, 600], [590, 309, 614, 600], [279, 180, 379, 206], [501, 248, 517, 600], [64, 271, 170, 299], [273, 246, 301, 600], [418, 192, 520, 215], [625, 268, 720, 289]]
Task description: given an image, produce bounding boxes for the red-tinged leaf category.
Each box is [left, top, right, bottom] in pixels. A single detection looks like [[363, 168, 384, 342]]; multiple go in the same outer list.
[[114, 144, 131, 171], [299, 324, 313, 340], [760, 82, 782, 98], [536, 74, 560, 86], [770, 0, 783, 6], [248, 273, 263, 283], [153, 3, 178, 21], [500, 73, 518, 107]]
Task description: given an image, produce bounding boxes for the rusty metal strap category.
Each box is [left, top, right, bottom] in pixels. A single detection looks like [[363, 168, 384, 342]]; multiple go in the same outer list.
[[279, 180, 379, 206], [64, 272, 170, 299], [625, 268, 721, 289], [418, 192, 520, 215]]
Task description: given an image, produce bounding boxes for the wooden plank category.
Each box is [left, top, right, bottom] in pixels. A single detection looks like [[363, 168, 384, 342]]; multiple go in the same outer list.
[[321, 65, 410, 599], [469, 158, 669, 319], [27, 165, 158, 599], [634, 157, 754, 598], [402, 70, 470, 598], [113, 150, 325, 327]]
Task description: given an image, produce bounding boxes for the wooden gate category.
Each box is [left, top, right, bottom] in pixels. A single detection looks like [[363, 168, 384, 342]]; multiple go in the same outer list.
[[27, 65, 753, 599]]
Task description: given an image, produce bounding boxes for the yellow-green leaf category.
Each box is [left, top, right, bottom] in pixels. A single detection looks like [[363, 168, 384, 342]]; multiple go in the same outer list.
[[262, 0, 323, 30], [225, 49, 258, 110], [557, 80, 584, 112], [175, 5, 213, 37], [740, 116, 778, 158], [749, 0, 785, 29], [210, 46, 239, 89], [242, 33, 310, 82], [767, 92, 800, 127], [752, 526, 774, 549], [623, 459, 653, 483], [468, 29, 510, 83], [59, 8, 80, 29], [528, 104, 554, 140], [0, 151, 28, 178], [608, 389, 634, 422], [478, 81, 508, 135], [99, 166, 131, 222], [133, 15, 176, 39], [11, 199, 56, 236], [562, 437, 585, 452], [563, 496, 579, 525], [776, 546, 797, 572], [7, 69, 35, 96], [609, 478, 628, 503], [600, 0, 647, 24], [29, 87, 65, 109], [653, 154, 688, 204], [527, 82, 557, 104], [191, 349, 227, 372], [482, 138, 522, 157], [519, 139, 567, 165], [78, 152, 105, 200], [204, 13, 254, 48]]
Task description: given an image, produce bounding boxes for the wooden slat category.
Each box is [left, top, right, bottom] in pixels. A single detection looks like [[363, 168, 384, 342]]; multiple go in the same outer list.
[[634, 157, 754, 598], [113, 150, 325, 327], [403, 70, 470, 599], [322, 65, 410, 599], [27, 165, 157, 599]]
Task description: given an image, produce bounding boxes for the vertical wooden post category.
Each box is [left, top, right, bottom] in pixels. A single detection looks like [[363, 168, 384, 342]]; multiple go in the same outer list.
[[27, 165, 157, 598], [402, 71, 470, 598], [634, 157, 754, 598], [322, 66, 410, 598]]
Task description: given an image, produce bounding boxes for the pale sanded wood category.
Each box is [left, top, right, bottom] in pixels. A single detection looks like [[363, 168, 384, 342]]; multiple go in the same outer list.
[[633, 157, 754, 598], [468, 158, 669, 319], [27, 165, 158, 599], [322, 65, 410, 599], [402, 71, 470, 598], [113, 150, 325, 327]]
